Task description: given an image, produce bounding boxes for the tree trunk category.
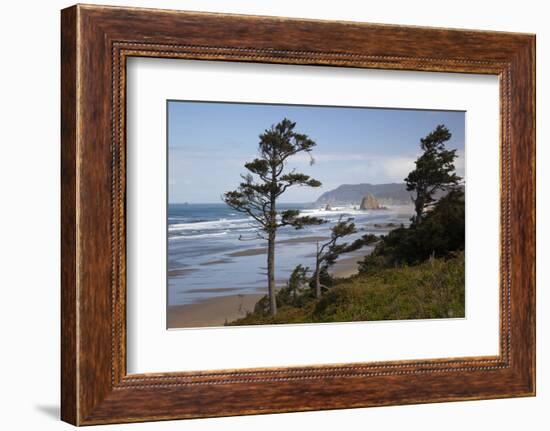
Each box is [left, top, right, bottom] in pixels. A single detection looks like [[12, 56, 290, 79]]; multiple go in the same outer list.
[[413, 192, 425, 225], [265, 163, 279, 316], [267, 230, 277, 316], [315, 243, 321, 299]]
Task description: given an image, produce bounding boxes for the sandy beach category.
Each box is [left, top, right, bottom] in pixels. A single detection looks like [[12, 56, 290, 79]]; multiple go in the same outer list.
[[329, 250, 370, 278], [167, 293, 264, 328], [167, 248, 371, 328]]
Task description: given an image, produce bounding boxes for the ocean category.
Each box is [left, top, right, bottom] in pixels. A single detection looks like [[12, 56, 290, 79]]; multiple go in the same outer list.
[[168, 203, 413, 305]]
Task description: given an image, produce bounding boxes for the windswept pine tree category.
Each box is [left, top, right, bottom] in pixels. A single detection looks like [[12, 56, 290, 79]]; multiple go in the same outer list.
[[405, 125, 462, 224], [223, 119, 324, 316], [313, 217, 357, 298]]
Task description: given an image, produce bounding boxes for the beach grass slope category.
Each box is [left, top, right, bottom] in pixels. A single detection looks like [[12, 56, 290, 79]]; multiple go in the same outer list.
[[227, 252, 464, 326]]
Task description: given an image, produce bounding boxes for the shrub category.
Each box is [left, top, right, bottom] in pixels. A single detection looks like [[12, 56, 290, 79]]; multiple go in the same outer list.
[[359, 189, 464, 272]]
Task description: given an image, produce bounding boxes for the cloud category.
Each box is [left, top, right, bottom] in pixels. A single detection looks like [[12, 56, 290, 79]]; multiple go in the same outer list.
[[380, 157, 416, 180], [170, 145, 465, 193], [288, 151, 417, 182]]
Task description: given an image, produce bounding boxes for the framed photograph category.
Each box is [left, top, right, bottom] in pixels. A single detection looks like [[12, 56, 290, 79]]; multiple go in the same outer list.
[[61, 4, 535, 425]]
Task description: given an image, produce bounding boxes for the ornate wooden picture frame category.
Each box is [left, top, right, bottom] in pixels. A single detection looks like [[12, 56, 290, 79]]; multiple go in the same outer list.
[[61, 4, 535, 425]]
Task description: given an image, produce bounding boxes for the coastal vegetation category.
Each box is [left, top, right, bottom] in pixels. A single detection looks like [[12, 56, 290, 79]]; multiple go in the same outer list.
[[227, 252, 464, 325], [227, 123, 465, 325]]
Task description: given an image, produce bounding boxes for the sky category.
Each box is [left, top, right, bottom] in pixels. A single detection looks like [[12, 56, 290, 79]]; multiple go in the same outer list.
[[168, 101, 465, 203]]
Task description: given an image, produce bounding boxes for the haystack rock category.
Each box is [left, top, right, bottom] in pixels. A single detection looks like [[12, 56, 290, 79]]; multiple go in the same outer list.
[[325, 203, 332, 211], [359, 193, 381, 210]]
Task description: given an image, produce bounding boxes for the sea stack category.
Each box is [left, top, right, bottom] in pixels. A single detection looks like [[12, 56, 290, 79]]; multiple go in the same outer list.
[[359, 193, 381, 210], [325, 203, 332, 211]]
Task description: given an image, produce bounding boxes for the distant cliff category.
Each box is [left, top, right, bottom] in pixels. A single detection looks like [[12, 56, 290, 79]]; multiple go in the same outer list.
[[315, 183, 411, 206]]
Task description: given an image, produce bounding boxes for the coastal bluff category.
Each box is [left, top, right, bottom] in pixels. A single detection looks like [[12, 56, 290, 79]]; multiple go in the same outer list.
[[315, 183, 410, 206]]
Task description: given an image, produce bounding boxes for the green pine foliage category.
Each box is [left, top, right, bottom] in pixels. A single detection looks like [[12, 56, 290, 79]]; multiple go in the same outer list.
[[359, 188, 465, 271], [405, 124, 462, 224]]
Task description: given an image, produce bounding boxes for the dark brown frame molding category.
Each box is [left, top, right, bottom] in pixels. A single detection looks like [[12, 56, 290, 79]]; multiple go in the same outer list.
[[61, 4, 536, 425]]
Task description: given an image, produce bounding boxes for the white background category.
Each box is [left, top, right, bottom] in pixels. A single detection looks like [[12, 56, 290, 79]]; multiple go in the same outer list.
[[0, 0, 547, 430], [127, 59, 500, 373]]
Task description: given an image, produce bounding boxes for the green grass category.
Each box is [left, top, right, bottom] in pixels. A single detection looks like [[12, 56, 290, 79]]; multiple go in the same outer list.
[[227, 252, 465, 326]]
